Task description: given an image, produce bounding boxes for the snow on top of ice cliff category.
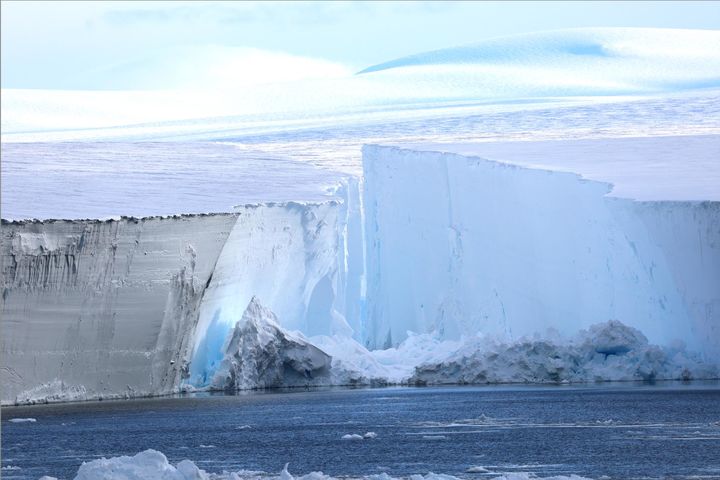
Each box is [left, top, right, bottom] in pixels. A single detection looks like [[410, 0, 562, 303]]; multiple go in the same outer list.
[[391, 135, 720, 202], [0, 142, 345, 220], [359, 28, 720, 96]]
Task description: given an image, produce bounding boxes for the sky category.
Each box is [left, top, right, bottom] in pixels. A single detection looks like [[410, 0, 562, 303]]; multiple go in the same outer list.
[[2, 1, 719, 90]]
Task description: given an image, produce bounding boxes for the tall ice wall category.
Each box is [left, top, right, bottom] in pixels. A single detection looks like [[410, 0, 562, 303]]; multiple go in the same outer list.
[[362, 145, 720, 358], [1, 199, 357, 404]]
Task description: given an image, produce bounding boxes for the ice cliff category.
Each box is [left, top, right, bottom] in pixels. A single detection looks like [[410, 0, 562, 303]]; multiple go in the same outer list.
[[362, 143, 720, 360], [0, 198, 358, 405], [2, 137, 719, 404]]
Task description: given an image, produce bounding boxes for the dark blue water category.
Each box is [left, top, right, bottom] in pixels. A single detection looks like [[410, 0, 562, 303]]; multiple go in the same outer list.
[[3, 383, 720, 480]]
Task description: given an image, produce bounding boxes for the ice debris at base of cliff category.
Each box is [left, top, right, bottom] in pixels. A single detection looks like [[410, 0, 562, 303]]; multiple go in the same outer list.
[[311, 320, 717, 387], [409, 321, 718, 385], [208, 297, 332, 391], [67, 449, 594, 480], [8, 318, 718, 405], [191, 299, 719, 390]]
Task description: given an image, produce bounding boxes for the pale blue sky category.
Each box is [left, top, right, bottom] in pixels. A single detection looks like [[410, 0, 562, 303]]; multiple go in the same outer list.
[[2, 1, 719, 89]]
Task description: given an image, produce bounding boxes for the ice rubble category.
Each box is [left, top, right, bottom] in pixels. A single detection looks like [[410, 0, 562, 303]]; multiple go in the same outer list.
[[310, 320, 717, 387], [208, 297, 331, 391], [411, 321, 718, 385], [67, 449, 594, 480]]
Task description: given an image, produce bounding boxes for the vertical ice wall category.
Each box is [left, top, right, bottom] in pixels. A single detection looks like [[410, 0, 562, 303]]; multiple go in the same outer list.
[[0, 215, 238, 404], [1, 183, 365, 403], [362, 145, 720, 359], [186, 201, 355, 386], [332, 178, 366, 340]]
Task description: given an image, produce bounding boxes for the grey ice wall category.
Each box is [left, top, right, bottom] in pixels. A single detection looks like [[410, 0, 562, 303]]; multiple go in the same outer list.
[[1, 200, 354, 405]]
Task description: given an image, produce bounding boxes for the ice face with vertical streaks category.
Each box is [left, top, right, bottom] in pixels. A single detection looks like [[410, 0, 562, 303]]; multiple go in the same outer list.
[[362, 141, 720, 361]]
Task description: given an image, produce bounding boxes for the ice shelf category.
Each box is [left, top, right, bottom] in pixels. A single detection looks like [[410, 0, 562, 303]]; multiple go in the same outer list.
[[0, 142, 346, 220], [2, 135, 718, 405]]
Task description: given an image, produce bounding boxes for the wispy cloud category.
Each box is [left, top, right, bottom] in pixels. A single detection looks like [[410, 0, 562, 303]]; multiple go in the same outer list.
[[100, 2, 462, 27]]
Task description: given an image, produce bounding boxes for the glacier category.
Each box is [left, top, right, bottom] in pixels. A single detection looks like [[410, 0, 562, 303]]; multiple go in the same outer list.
[[2, 135, 719, 405], [2, 135, 719, 404], [2, 28, 720, 405]]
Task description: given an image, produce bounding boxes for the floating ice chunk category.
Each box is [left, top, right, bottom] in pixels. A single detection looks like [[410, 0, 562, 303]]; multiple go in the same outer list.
[[363, 432, 378, 439], [177, 459, 206, 480], [199, 444, 216, 448], [594, 419, 617, 426], [74, 449, 208, 480], [8, 418, 36, 423], [422, 435, 448, 440], [1, 465, 21, 470], [237, 425, 252, 430], [62, 448, 597, 480], [465, 466, 490, 473], [341, 434, 364, 441]]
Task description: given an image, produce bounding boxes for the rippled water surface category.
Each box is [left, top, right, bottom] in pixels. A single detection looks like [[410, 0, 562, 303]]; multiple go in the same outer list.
[[3, 384, 720, 480]]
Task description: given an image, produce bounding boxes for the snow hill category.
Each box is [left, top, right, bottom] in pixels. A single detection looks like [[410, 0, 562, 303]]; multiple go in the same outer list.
[[359, 28, 720, 97], [2, 28, 719, 141]]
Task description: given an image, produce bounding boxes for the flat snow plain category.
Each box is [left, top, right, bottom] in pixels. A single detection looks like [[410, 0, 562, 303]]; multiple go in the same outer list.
[[0, 142, 344, 220], [397, 135, 720, 202]]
